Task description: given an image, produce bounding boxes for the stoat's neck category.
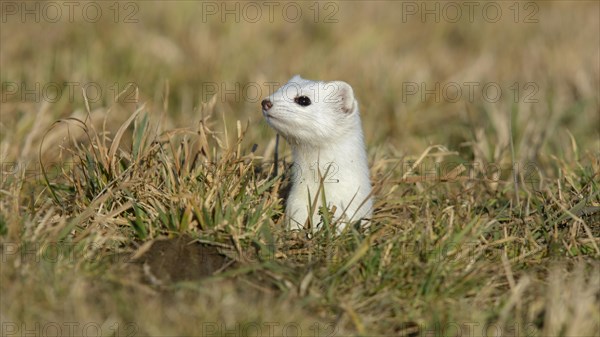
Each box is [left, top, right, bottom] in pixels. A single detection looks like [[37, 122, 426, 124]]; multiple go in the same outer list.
[[290, 125, 369, 184]]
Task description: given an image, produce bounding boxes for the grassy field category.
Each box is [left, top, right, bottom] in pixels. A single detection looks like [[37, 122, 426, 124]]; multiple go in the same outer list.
[[1, 1, 599, 336]]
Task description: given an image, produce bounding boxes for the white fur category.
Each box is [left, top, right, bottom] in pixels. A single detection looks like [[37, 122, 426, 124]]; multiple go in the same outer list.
[[262, 75, 373, 234]]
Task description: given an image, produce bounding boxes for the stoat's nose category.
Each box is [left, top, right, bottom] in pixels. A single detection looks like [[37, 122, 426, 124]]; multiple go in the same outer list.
[[261, 99, 273, 111]]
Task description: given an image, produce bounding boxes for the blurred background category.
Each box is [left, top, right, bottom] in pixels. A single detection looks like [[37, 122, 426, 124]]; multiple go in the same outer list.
[[1, 2, 599, 335], [1, 0, 598, 169]]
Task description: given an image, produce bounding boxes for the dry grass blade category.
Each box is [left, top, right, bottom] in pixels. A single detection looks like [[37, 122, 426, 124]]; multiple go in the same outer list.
[[108, 104, 145, 174], [38, 117, 89, 205]]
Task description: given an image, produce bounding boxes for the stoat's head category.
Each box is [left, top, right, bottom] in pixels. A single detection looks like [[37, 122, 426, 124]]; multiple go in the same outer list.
[[261, 75, 359, 146]]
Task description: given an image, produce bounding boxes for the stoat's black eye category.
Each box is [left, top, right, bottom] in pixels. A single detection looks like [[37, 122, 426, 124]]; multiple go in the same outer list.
[[294, 95, 311, 107]]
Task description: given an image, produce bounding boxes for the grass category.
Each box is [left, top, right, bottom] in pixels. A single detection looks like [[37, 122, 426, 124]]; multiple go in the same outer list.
[[1, 1, 599, 336]]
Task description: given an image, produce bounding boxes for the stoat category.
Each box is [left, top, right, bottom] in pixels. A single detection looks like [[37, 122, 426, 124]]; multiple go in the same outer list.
[[261, 75, 373, 233]]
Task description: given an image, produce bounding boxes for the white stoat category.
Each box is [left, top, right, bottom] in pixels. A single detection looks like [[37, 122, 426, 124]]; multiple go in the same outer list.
[[261, 75, 373, 233]]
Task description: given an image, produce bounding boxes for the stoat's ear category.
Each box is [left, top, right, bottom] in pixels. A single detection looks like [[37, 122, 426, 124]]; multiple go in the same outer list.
[[289, 75, 304, 83], [329, 81, 356, 114]]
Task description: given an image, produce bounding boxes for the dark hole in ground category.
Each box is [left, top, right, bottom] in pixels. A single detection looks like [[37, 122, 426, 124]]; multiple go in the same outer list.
[[130, 235, 232, 285]]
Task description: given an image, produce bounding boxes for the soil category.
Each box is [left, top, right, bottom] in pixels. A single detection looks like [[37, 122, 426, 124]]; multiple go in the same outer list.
[[131, 235, 232, 284]]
